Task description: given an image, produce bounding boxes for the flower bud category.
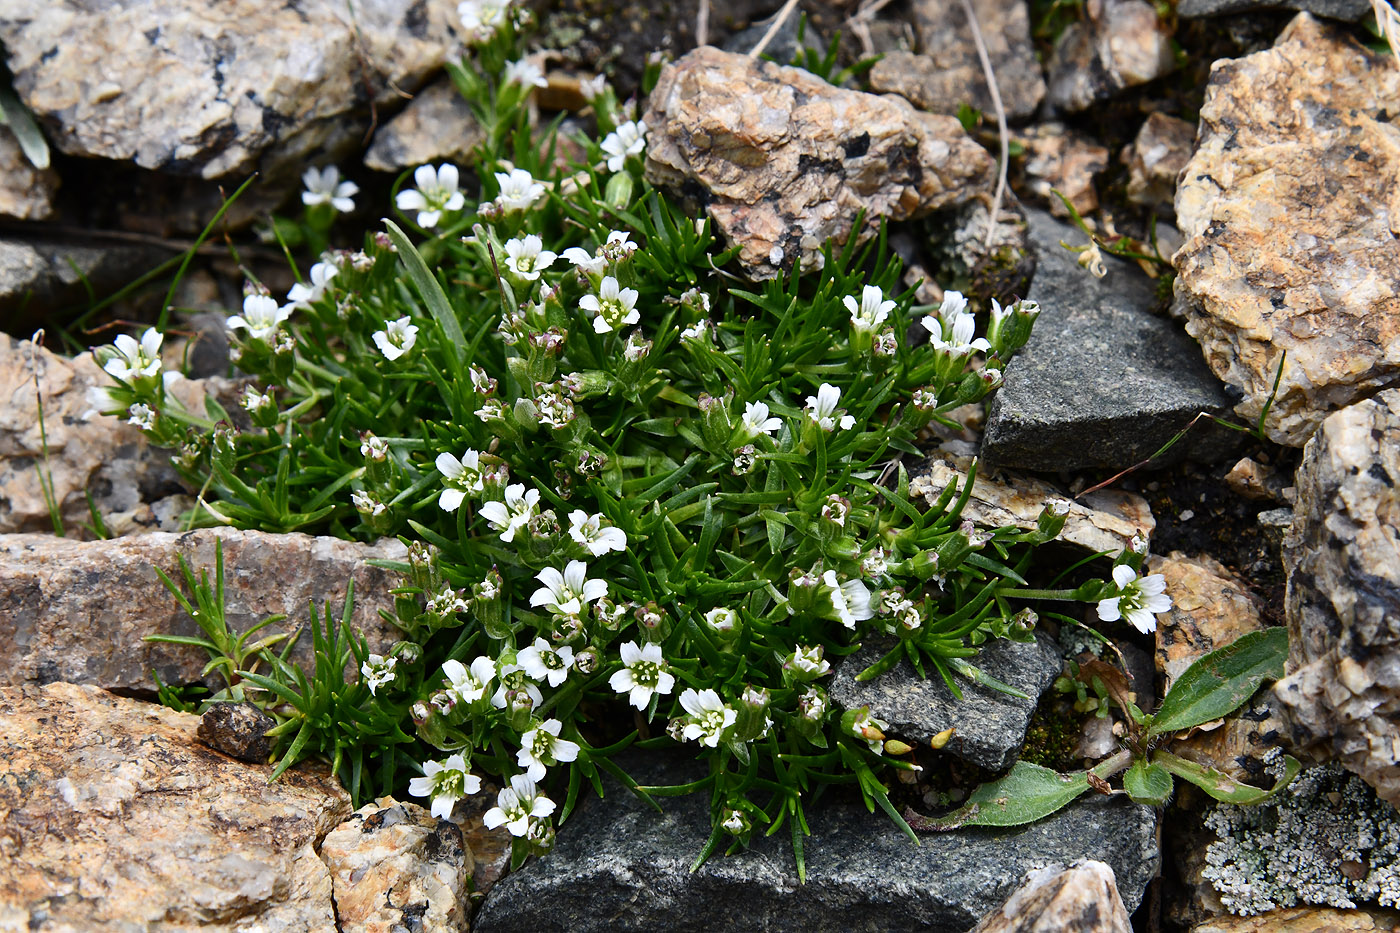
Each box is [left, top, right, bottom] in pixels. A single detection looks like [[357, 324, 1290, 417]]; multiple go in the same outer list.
[[698, 391, 735, 452], [605, 171, 634, 209], [593, 597, 628, 632], [635, 601, 670, 640], [550, 614, 585, 645], [574, 647, 600, 674], [666, 718, 688, 743], [526, 817, 556, 853], [732, 444, 757, 476], [506, 689, 535, 731], [786, 568, 820, 614], [883, 739, 915, 756], [733, 685, 772, 742], [721, 808, 751, 837], [1032, 499, 1071, 542]]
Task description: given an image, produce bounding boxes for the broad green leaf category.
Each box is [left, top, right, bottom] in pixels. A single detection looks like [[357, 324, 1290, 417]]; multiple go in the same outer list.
[[911, 761, 1091, 830], [1154, 749, 1301, 805], [1123, 759, 1173, 806], [1148, 627, 1288, 737]]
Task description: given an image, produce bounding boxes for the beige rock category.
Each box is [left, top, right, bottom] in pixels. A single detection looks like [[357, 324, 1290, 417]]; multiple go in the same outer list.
[[1016, 123, 1110, 217], [909, 452, 1156, 555], [1224, 456, 1294, 503], [0, 682, 351, 931], [1274, 390, 1400, 805], [970, 860, 1131, 932], [1190, 906, 1400, 932], [1167, 707, 1289, 782], [453, 779, 514, 897], [643, 46, 996, 280], [322, 797, 472, 933], [0, 528, 407, 693], [1122, 113, 1195, 215], [365, 78, 483, 174], [1149, 552, 1266, 692], [0, 0, 461, 180], [1174, 15, 1400, 447], [1046, 0, 1175, 112], [0, 127, 57, 221]]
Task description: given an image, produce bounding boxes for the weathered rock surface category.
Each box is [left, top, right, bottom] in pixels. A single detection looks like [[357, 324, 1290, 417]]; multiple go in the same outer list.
[[1178, 0, 1370, 20], [321, 797, 473, 933], [867, 0, 1046, 122], [1224, 456, 1294, 503], [0, 239, 165, 335], [1016, 123, 1109, 217], [1045, 0, 1175, 112], [1122, 113, 1195, 216], [643, 45, 996, 280], [0, 128, 57, 221], [0, 682, 351, 931], [982, 209, 1237, 471], [1274, 390, 1400, 806], [472, 753, 1160, 933], [910, 451, 1156, 555], [0, 529, 407, 694], [0, 0, 461, 180], [365, 78, 483, 174], [970, 860, 1132, 933], [1190, 906, 1400, 932], [830, 634, 1063, 770], [197, 702, 277, 763], [1150, 552, 1266, 692], [1174, 14, 1400, 447]]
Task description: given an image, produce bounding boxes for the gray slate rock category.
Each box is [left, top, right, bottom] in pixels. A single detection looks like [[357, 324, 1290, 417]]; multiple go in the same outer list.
[[829, 634, 1063, 770], [982, 209, 1237, 472], [1177, 0, 1369, 19], [473, 754, 1160, 933]]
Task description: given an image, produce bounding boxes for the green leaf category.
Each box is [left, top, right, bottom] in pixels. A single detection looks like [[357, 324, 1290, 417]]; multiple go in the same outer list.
[[0, 87, 49, 169], [912, 761, 1091, 830], [1153, 749, 1301, 805], [1123, 758, 1173, 806], [1148, 628, 1288, 738], [383, 220, 467, 373]]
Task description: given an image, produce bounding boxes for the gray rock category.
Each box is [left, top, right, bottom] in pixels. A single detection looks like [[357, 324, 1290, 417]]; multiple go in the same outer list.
[[982, 209, 1237, 472], [1178, 0, 1369, 19], [1122, 113, 1196, 216], [197, 701, 276, 763], [721, 5, 814, 66], [365, 78, 483, 175], [829, 634, 1063, 770], [0, 238, 163, 334], [1045, 0, 1175, 112], [969, 860, 1132, 933], [472, 753, 1160, 933], [0, 126, 58, 221]]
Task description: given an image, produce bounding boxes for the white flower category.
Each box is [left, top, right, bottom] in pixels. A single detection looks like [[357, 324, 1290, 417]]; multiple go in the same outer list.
[[491, 664, 544, 710], [352, 490, 386, 516], [227, 295, 292, 342], [529, 560, 607, 617], [821, 570, 873, 629], [494, 168, 546, 213], [847, 707, 887, 754], [804, 383, 855, 432], [408, 754, 482, 820], [361, 434, 389, 460], [679, 688, 736, 748], [287, 262, 337, 308], [517, 719, 581, 782], [436, 449, 484, 512], [785, 644, 830, 678], [301, 165, 358, 213], [844, 284, 895, 335], [516, 636, 576, 688], [601, 120, 647, 172], [920, 291, 990, 356], [704, 607, 738, 633], [126, 403, 156, 430], [503, 234, 558, 281], [562, 245, 606, 275], [483, 774, 556, 837], [479, 483, 540, 541], [504, 58, 547, 88], [443, 656, 497, 705], [458, 0, 509, 33], [739, 401, 782, 438], [103, 328, 164, 382], [360, 654, 397, 695], [603, 230, 637, 256], [580, 74, 607, 101], [567, 510, 627, 556], [609, 641, 675, 710], [580, 275, 640, 334], [396, 163, 466, 229], [680, 320, 710, 343], [373, 315, 419, 361], [1096, 564, 1172, 634]]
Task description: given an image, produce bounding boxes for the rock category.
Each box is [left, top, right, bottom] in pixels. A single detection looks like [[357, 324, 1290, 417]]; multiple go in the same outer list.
[[365, 78, 483, 174], [321, 797, 472, 933], [0, 682, 351, 930], [1190, 906, 1400, 932], [829, 634, 1063, 770], [1166, 701, 1289, 783], [472, 753, 1161, 933], [909, 451, 1156, 556], [0, 127, 58, 221], [451, 779, 515, 897], [1173, 14, 1400, 447], [0, 528, 408, 694], [0, 239, 164, 335], [642, 45, 996, 281], [982, 209, 1237, 472], [1015, 123, 1110, 217], [1224, 456, 1294, 503], [1178, 0, 1370, 20], [197, 702, 276, 763], [0, 0, 461, 181], [866, 0, 1046, 123], [720, 5, 813, 66], [1274, 390, 1400, 806], [1256, 506, 1294, 552], [969, 860, 1132, 933], [1122, 113, 1195, 216], [1045, 0, 1175, 112], [925, 197, 1038, 305], [1149, 553, 1266, 692]]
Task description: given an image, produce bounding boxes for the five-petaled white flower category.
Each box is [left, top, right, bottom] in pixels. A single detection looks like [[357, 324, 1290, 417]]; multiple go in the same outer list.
[[126, 403, 156, 430], [516, 636, 577, 688], [1096, 564, 1171, 634], [442, 656, 496, 705], [373, 316, 419, 361], [483, 774, 556, 837], [301, 166, 358, 213], [503, 234, 558, 281], [844, 284, 895, 335], [601, 120, 647, 172], [821, 570, 873, 629], [458, 0, 509, 33], [609, 641, 675, 710], [561, 244, 607, 275], [491, 663, 544, 710], [739, 401, 783, 438], [494, 168, 546, 213], [504, 58, 547, 88], [287, 262, 337, 308], [679, 688, 736, 748], [529, 560, 607, 617], [580, 275, 640, 334], [360, 654, 397, 695], [408, 753, 482, 820], [580, 74, 607, 101], [517, 719, 581, 781], [103, 328, 164, 383], [785, 644, 830, 679], [396, 163, 466, 229], [921, 290, 990, 356], [436, 449, 484, 512], [227, 295, 292, 342], [567, 510, 627, 556], [479, 484, 540, 541], [804, 383, 855, 431]]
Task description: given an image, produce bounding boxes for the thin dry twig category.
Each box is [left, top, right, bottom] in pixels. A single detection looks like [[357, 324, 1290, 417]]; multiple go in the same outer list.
[[956, 0, 1009, 250], [749, 0, 801, 59], [696, 0, 711, 47], [1374, 0, 1400, 63]]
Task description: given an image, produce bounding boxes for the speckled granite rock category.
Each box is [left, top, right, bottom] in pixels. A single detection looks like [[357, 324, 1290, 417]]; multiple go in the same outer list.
[[0, 127, 57, 221], [1274, 390, 1400, 805], [969, 860, 1131, 933], [0, 682, 351, 931], [365, 78, 483, 174], [1150, 552, 1266, 692], [1045, 0, 1175, 112], [1122, 113, 1195, 216], [1190, 906, 1400, 932], [1174, 14, 1400, 447], [643, 45, 995, 280], [0, 529, 408, 693]]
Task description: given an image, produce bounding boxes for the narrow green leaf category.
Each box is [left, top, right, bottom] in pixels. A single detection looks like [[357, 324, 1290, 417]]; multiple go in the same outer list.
[[1123, 758, 1174, 806], [1154, 749, 1301, 805], [383, 220, 467, 370], [913, 761, 1091, 830], [1148, 628, 1289, 737]]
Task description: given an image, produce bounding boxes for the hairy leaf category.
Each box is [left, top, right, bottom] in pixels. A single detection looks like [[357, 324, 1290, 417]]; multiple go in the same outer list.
[[1148, 627, 1288, 737]]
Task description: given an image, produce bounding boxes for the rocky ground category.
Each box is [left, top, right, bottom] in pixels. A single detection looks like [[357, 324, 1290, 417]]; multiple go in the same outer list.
[[1, 0, 1399, 930]]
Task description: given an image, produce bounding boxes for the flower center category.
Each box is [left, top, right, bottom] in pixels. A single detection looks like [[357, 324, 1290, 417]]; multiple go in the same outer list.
[[632, 660, 659, 687]]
